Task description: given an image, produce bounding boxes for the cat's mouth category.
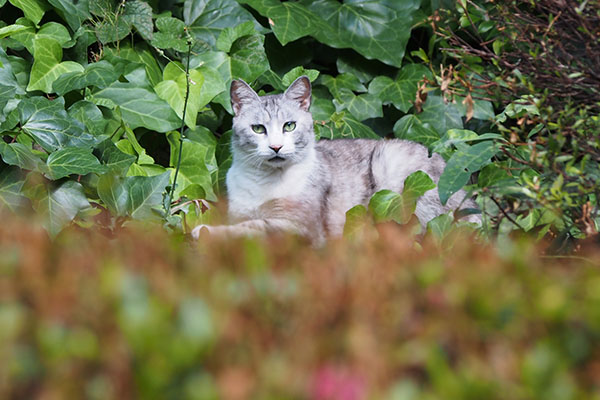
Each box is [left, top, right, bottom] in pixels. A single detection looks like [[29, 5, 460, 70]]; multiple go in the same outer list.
[[268, 156, 286, 163]]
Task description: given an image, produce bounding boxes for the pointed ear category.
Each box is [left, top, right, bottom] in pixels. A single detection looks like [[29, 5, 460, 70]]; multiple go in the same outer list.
[[230, 79, 259, 115], [284, 76, 311, 111]]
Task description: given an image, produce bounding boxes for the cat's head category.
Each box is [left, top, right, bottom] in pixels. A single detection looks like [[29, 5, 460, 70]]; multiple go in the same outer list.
[[230, 76, 315, 169]]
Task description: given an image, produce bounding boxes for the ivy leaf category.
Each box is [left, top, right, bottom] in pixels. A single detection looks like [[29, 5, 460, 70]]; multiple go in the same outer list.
[[155, 62, 205, 129], [281, 66, 320, 88], [0, 168, 27, 214], [46, 147, 107, 180], [27, 37, 84, 93], [334, 90, 383, 121], [320, 73, 367, 100], [67, 100, 108, 137], [343, 204, 371, 239], [303, 0, 421, 67], [27, 179, 92, 237], [240, 0, 320, 45], [369, 190, 403, 223], [393, 114, 440, 148], [19, 97, 98, 151], [122, 0, 154, 41], [95, 17, 131, 44], [47, 0, 91, 31], [98, 171, 170, 220], [102, 43, 163, 87], [0, 47, 26, 95], [95, 139, 137, 175], [184, 0, 259, 50], [151, 17, 188, 52], [369, 64, 432, 113], [427, 213, 454, 242], [315, 111, 379, 140], [53, 60, 121, 95], [9, 0, 48, 26], [368, 171, 436, 224], [91, 82, 181, 132], [167, 132, 218, 201], [0, 23, 29, 39], [216, 21, 256, 53], [419, 95, 463, 136], [438, 141, 498, 205], [0, 84, 16, 121], [0, 142, 46, 172]]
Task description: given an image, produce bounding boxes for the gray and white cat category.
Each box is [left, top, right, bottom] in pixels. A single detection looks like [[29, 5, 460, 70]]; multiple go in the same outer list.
[[192, 76, 479, 244]]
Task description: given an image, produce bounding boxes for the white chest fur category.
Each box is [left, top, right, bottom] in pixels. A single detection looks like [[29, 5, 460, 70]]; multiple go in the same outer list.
[[226, 150, 317, 220]]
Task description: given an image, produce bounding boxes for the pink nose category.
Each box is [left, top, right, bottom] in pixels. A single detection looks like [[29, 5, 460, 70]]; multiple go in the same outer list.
[[269, 144, 282, 153]]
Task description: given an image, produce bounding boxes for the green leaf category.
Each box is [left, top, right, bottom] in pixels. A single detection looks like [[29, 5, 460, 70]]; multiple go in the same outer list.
[[427, 213, 454, 241], [46, 147, 106, 180], [304, 0, 421, 67], [155, 62, 214, 129], [67, 100, 108, 137], [0, 47, 26, 95], [27, 37, 84, 93], [95, 17, 131, 44], [102, 43, 163, 87], [27, 179, 92, 237], [334, 90, 383, 121], [369, 189, 403, 223], [53, 60, 121, 95], [216, 21, 256, 52], [343, 204, 370, 238], [0, 168, 27, 214], [368, 171, 436, 224], [19, 97, 98, 151], [0, 23, 29, 39], [98, 171, 170, 220], [320, 73, 367, 100], [393, 114, 440, 147], [438, 141, 498, 205], [184, 0, 259, 50], [47, 0, 91, 31], [315, 111, 379, 140], [419, 95, 463, 136], [167, 132, 218, 201], [9, 0, 47, 26], [281, 67, 319, 88], [151, 17, 188, 52], [402, 171, 437, 207], [0, 84, 16, 122], [122, 0, 153, 41], [0, 142, 45, 171], [241, 0, 318, 45], [192, 46, 269, 112], [368, 64, 432, 113], [91, 82, 181, 132], [95, 139, 136, 175]]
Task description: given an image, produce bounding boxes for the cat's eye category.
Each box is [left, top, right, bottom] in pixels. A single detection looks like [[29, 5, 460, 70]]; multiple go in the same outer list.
[[251, 124, 266, 134], [283, 121, 296, 132]]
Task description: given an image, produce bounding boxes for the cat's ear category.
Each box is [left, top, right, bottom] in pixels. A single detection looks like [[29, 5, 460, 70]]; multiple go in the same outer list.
[[284, 76, 311, 111], [231, 79, 259, 115]]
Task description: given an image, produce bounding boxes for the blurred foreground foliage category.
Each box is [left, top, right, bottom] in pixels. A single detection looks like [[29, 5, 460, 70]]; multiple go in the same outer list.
[[1, 216, 600, 400]]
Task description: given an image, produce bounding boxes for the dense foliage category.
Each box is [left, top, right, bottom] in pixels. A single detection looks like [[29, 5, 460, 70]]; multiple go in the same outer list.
[[0, 0, 597, 242], [1, 217, 600, 399]]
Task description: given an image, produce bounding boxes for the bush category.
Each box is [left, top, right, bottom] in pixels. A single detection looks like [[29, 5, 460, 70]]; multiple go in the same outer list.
[[1, 217, 600, 399]]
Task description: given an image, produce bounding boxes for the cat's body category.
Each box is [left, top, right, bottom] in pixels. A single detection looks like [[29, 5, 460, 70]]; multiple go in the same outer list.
[[193, 76, 479, 244]]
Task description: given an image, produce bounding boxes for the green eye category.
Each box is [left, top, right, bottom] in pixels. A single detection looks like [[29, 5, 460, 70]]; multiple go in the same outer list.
[[283, 121, 296, 132], [251, 124, 266, 134]]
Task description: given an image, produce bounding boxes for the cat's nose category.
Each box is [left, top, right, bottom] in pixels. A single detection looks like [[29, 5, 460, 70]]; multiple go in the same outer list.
[[269, 144, 282, 153]]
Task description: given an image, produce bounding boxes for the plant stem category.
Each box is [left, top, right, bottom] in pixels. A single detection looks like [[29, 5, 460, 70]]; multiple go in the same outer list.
[[168, 41, 192, 214]]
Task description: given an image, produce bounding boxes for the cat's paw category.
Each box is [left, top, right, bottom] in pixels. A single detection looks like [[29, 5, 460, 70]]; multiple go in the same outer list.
[[191, 224, 230, 240], [191, 224, 213, 240]]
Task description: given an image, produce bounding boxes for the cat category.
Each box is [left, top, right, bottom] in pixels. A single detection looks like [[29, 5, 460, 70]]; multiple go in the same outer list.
[[192, 76, 480, 244]]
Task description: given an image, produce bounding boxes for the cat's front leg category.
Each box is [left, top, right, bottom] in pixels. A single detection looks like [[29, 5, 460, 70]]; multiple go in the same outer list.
[[191, 218, 303, 240]]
